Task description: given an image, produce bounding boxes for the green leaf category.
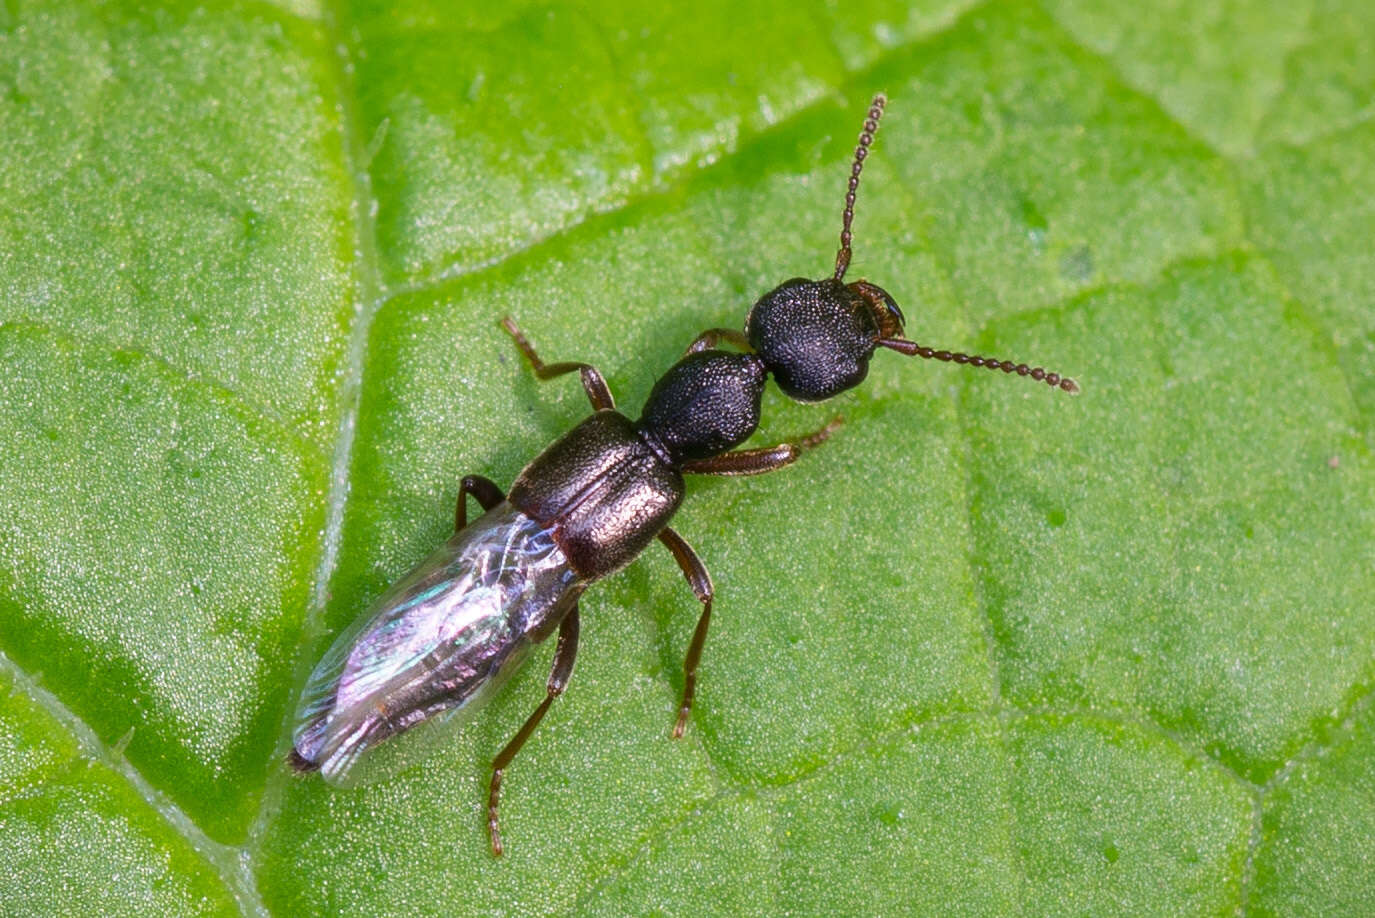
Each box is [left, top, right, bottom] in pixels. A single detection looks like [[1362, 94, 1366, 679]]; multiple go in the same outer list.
[[2, 0, 1372, 915]]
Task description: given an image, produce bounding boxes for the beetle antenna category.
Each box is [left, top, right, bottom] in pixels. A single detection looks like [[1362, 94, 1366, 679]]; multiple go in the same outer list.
[[835, 93, 887, 281], [877, 338, 1080, 393]]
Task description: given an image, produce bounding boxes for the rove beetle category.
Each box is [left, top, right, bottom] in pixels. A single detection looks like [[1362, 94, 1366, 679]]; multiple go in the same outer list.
[[288, 94, 1078, 856]]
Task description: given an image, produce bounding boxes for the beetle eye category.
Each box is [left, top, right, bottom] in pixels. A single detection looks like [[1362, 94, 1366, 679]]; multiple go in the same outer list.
[[846, 280, 904, 339]]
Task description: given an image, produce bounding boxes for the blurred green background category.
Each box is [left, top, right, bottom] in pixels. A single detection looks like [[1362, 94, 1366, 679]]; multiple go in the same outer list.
[[1, 0, 1372, 914]]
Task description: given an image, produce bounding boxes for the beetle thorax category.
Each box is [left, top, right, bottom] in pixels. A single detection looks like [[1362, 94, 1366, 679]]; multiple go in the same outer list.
[[637, 350, 767, 463]]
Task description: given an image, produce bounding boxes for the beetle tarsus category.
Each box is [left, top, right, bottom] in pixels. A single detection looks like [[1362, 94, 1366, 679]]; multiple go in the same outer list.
[[488, 770, 506, 857], [799, 415, 844, 450]]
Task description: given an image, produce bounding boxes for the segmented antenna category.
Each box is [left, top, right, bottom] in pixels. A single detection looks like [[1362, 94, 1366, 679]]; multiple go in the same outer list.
[[834, 93, 887, 281], [878, 338, 1080, 393]]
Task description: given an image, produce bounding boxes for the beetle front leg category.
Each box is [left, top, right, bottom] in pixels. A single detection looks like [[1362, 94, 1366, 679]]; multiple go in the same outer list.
[[454, 475, 505, 532], [657, 527, 714, 738], [681, 416, 843, 476], [488, 606, 580, 857], [500, 317, 616, 412], [684, 327, 751, 355]]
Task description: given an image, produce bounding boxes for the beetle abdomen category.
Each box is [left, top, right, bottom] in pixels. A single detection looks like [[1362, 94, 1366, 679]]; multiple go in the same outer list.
[[509, 411, 683, 580], [290, 501, 584, 783]]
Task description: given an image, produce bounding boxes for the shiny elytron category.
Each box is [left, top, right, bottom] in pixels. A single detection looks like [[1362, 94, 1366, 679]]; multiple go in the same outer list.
[[289, 95, 1077, 856], [291, 502, 583, 782]]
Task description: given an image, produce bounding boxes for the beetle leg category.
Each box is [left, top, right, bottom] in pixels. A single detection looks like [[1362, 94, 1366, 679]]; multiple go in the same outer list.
[[684, 327, 751, 355], [454, 475, 505, 532], [657, 527, 714, 738], [681, 416, 843, 476], [488, 606, 580, 857], [500, 317, 616, 411]]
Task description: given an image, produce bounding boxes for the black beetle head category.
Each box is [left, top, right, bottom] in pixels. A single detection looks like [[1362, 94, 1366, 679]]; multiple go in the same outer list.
[[744, 277, 904, 402], [744, 94, 1077, 399]]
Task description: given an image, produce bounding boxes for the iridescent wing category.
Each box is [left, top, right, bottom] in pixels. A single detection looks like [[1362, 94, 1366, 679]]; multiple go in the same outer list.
[[291, 501, 584, 784]]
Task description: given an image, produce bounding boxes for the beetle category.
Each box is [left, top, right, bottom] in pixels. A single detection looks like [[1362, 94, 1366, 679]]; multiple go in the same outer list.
[[287, 94, 1077, 856]]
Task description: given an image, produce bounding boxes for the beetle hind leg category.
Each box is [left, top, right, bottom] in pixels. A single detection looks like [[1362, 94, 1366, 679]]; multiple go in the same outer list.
[[455, 475, 505, 532], [488, 606, 580, 857], [657, 527, 715, 738]]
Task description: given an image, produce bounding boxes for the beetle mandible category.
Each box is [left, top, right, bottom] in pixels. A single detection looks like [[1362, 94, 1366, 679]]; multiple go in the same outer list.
[[288, 94, 1078, 856]]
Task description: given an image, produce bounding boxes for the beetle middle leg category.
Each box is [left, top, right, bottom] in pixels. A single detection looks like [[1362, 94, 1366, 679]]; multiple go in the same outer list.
[[488, 607, 580, 857], [657, 527, 714, 738], [454, 475, 505, 532], [681, 416, 843, 476], [500, 317, 616, 411]]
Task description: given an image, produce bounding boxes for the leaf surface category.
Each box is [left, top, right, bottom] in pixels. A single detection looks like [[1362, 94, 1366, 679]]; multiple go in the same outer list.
[[2, 0, 1372, 914]]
